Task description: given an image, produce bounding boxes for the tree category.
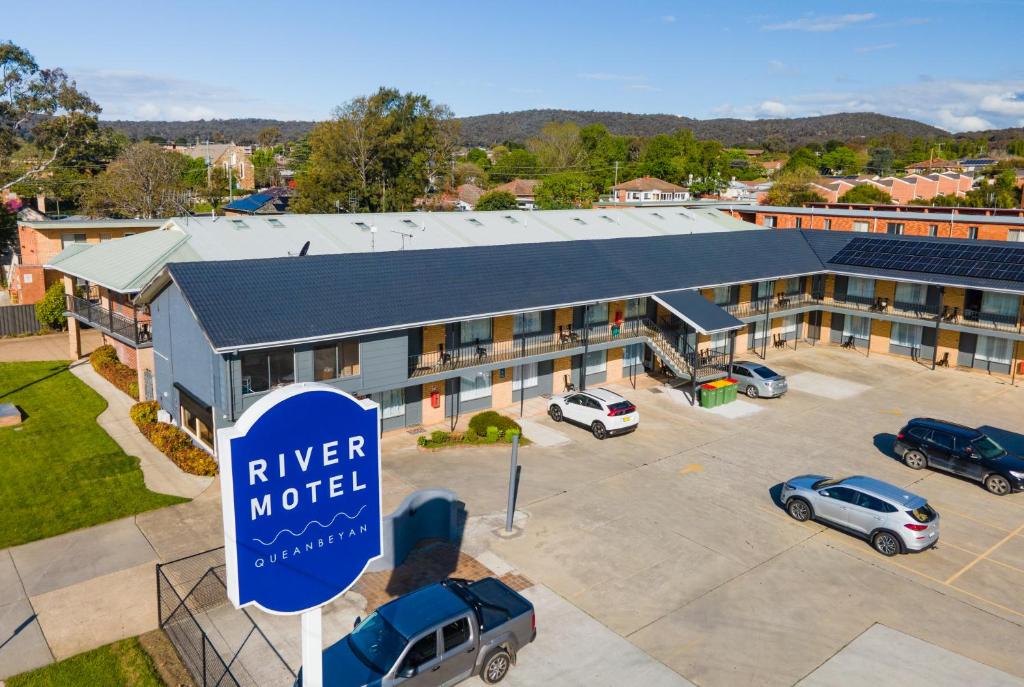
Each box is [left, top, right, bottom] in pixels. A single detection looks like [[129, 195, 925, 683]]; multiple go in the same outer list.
[[35, 281, 67, 330], [535, 172, 598, 209], [464, 148, 490, 168], [527, 121, 586, 171], [821, 146, 859, 175], [763, 167, 821, 206], [474, 190, 518, 211], [1007, 140, 1024, 157], [257, 126, 281, 148], [0, 42, 102, 192], [251, 147, 278, 188], [292, 87, 458, 213], [782, 147, 819, 174], [839, 184, 892, 204], [865, 147, 895, 175], [81, 143, 187, 218], [488, 148, 539, 183], [454, 162, 486, 187], [200, 166, 229, 213]]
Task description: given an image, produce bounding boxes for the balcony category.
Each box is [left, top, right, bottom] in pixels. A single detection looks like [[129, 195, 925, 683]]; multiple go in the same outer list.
[[66, 294, 152, 346], [721, 292, 820, 319], [409, 318, 649, 378], [960, 308, 1022, 333]]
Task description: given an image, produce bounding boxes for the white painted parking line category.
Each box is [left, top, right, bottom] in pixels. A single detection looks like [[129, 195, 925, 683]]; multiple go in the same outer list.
[[785, 372, 870, 400], [518, 419, 571, 447], [703, 400, 763, 418]]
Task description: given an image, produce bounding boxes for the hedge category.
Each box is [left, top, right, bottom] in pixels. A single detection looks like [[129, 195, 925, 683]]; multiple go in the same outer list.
[[90, 345, 139, 400], [467, 410, 521, 436], [129, 401, 218, 476], [418, 412, 525, 449]]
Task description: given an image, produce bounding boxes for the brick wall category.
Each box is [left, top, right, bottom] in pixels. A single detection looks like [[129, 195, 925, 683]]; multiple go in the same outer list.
[[732, 209, 1021, 241]]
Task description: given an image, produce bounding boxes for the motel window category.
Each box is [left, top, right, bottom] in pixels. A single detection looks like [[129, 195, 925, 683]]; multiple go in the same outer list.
[[976, 336, 1012, 365], [852, 221, 869, 233], [1009, 230, 1024, 243], [240, 348, 294, 394], [624, 343, 644, 367], [586, 303, 609, 327], [179, 390, 213, 448], [980, 292, 1019, 318], [968, 226, 979, 240], [755, 281, 773, 301], [460, 318, 492, 344], [847, 277, 875, 301], [624, 297, 646, 319], [890, 322, 923, 350], [763, 216, 777, 228], [894, 282, 927, 306], [512, 362, 539, 391], [513, 311, 542, 336], [843, 315, 871, 341], [751, 320, 768, 345], [711, 287, 731, 306], [60, 233, 87, 248], [710, 331, 729, 353], [823, 219, 832, 230], [784, 277, 801, 296], [795, 217, 803, 229], [313, 339, 360, 380], [585, 350, 607, 375], [928, 224, 939, 237], [381, 389, 405, 419], [781, 315, 798, 337], [460, 373, 491, 401], [886, 223, 904, 235]]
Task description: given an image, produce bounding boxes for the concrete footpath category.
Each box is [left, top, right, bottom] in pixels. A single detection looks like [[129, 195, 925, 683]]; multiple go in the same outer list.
[[69, 360, 211, 499]]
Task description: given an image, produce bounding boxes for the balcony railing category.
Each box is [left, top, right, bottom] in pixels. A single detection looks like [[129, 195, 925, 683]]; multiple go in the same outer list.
[[721, 293, 819, 318], [66, 294, 152, 345], [409, 317, 649, 377], [960, 308, 1022, 333]]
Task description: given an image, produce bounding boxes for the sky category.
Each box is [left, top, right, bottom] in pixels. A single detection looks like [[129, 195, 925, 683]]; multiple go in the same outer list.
[[6, 0, 1024, 132]]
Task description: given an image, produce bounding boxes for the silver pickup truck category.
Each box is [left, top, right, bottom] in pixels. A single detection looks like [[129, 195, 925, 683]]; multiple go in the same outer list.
[[317, 577, 536, 686]]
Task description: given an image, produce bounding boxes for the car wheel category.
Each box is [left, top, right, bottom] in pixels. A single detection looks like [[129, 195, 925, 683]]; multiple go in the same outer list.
[[591, 421, 607, 440], [481, 648, 512, 684], [985, 474, 1011, 496], [786, 498, 812, 522], [548, 405, 563, 422], [903, 450, 927, 470], [745, 385, 759, 398], [872, 531, 901, 557]]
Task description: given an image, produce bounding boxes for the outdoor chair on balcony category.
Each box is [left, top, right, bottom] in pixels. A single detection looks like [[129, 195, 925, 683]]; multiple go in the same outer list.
[[436, 344, 452, 368], [563, 374, 576, 392], [776, 295, 790, 309], [474, 338, 487, 361], [944, 306, 959, 323]]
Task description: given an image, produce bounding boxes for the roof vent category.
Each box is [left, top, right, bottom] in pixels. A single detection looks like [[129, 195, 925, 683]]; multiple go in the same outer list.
[[267, 218, 285, 228], [466, 218, 483, 226], [354, 221, 371, 230], [572, 217, 587, 225], [402, 219, 418, 228], [650, 212, 664, 220], [230, 219, 249, 229], [503, 215, 518, 224], [599, 215, 615, 223]]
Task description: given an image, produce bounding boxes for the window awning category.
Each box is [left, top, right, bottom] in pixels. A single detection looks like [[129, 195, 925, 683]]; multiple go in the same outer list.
[[653, 290, 745, 334]]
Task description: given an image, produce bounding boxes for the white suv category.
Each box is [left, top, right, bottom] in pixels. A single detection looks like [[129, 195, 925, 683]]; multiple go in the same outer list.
[[548, 388, 639, 439]]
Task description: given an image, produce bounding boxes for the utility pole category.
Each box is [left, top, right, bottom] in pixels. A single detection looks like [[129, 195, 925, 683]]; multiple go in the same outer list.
[[613, 161, 619, 187]]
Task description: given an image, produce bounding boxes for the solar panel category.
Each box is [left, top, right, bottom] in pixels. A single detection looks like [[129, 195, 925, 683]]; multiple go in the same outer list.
[[830, 236, 1024, 284]]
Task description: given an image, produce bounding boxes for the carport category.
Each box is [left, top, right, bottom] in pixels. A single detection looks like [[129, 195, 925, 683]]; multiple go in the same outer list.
[[652, 289, 745, 405]]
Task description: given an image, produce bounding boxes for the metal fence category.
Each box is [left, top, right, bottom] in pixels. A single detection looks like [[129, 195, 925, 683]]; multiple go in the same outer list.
[[0, 304, 43, 337], [157, 547, 296, 687]]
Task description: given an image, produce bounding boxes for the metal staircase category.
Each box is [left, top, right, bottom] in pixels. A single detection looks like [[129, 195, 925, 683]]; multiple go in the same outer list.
[[638, 318, 730, 383]]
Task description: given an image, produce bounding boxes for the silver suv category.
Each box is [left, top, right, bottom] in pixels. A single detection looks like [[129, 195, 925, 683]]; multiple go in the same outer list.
[[780, 475, 939, 556]]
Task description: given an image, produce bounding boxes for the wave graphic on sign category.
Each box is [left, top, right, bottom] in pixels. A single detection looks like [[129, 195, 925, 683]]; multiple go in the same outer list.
[[251, 505, 368, 546]]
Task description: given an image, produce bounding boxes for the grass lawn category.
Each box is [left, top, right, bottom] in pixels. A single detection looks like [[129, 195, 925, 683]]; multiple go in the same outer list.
[[0, 361, 185, 549], [7, 637, 165, 687]]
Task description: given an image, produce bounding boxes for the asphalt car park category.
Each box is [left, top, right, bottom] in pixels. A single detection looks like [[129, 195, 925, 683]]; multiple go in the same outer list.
[[382, 345, 1024, 687]]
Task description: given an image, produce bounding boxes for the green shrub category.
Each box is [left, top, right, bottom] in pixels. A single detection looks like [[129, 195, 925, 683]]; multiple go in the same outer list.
[[468, 411, 520, 436], [89, 345, 139, 400], [486, 425, 500, 442], [129, 401, 159, 427], [417, 435, 428, 447], [35, 282, 67, 330], [505, 428, 521, 443], [430, 430, 450, 444], [464, 428, 479, 443]]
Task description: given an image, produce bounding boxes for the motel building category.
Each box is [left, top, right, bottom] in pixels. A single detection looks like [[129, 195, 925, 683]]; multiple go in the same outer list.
[[48, 209, 1024, 458]]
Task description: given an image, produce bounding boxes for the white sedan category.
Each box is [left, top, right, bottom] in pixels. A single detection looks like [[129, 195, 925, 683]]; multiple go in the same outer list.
[[548, 388, 639, 439]]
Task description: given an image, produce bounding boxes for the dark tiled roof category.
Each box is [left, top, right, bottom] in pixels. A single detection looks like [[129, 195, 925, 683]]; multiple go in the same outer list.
[[653, 290, 744, 334], [165, 230, 824, 350]]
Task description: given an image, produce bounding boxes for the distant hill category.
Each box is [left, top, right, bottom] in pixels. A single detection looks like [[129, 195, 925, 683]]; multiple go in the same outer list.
[[102, 111, 1021, 149], [455, 110, 949, 147]]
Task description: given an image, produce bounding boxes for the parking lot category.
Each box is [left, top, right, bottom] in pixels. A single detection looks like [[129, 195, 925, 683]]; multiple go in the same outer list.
[[382, 346, 1024, 686]]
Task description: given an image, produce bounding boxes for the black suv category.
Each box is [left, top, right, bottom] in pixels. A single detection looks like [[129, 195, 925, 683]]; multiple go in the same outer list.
[[893, 418, 1024, 496]]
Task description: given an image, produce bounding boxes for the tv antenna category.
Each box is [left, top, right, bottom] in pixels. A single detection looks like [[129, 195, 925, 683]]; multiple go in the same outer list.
[[390, 229, 414, 249]]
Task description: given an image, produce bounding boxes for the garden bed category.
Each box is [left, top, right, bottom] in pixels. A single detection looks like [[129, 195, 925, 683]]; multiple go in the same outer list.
[[90, 344, 139, 399], [417, 411, 529, 450], [130, 401, 218, 476]]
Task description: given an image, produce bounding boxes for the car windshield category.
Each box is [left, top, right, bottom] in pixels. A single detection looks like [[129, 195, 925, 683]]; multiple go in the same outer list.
[[812, 477, 844, 489], [908, 504, 937, 523], [971, 435, 1006, 460], [751, 365, 777, 379], [608, 401, 634, 412], [347, 611, 407, 674]]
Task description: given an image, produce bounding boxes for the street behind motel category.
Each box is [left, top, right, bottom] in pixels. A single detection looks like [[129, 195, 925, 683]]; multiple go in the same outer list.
[[378, 346, 1024, 686]]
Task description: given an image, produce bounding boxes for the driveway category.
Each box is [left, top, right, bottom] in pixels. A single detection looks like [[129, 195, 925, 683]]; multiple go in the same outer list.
[[383, 346, 1024, 686], [0, 329, 101, 362]]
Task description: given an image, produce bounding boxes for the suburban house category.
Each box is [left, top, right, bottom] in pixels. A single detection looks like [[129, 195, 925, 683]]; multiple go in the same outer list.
[[722, 204, 1024, 241], [720, 180, 772, 203], [906, 159, 962, 174], [607, 177, 691, 204], [491, 179, 541, 210], [959, 158, 999, 173], [44, 207, 754, 406], [133, 227, 1024, 457], [222, 188, 290, 216], [762, 160, 784, 176], [174, 142, 256, 191], [414, 183, 484, 211], [9, 217, 164, 304], [809, 173, 974, 204]]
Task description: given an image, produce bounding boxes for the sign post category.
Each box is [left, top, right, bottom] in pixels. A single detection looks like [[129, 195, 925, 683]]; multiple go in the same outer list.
[[217, 383, 383, 686]]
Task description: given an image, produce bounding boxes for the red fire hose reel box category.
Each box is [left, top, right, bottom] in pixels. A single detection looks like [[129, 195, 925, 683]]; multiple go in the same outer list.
[[430, 388, 441, 408]]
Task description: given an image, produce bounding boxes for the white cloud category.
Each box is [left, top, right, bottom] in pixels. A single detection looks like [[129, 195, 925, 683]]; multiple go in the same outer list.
[[76, 69, 314, 121], [714, 78, 1024, 132], [578, 72, 647, 82], [661, 15, 676, 23], [627, 83, 663, 92], [767, 60, 800, 76], [854, 43, 898, 53], [762, 12, 876, 32]]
